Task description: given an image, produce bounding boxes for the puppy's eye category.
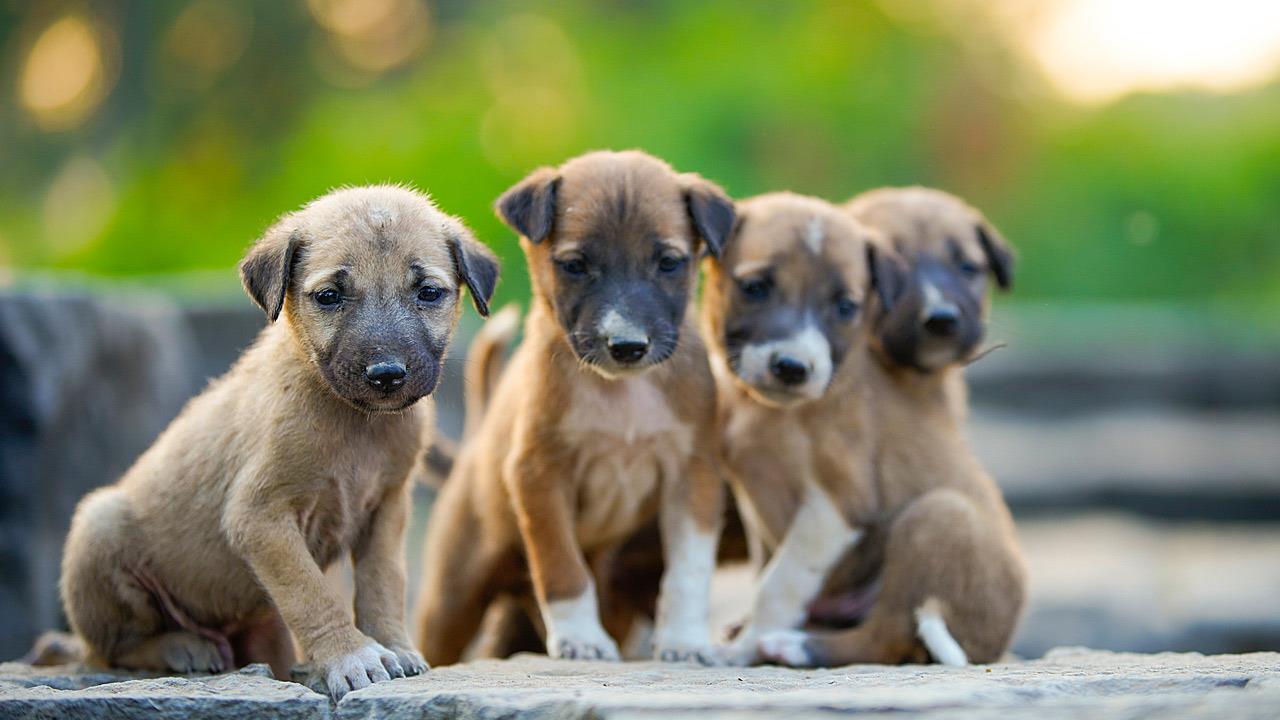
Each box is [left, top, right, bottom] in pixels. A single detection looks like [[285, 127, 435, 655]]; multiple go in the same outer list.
[[738, 278, 770, 301], [958, 260, 982, 278], [657, 254, 687, 273], [835, 294, 860, 321], [557, 256, 588, 277], [314, 288, 341, 307], [417, 285, 444, 304]]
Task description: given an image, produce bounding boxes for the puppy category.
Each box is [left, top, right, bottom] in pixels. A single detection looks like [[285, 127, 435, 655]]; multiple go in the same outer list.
[[754, 186, 1026, 667], [699, 192, 902, 665], [59, 186, 498, 700], [413, 150, 735, 665]]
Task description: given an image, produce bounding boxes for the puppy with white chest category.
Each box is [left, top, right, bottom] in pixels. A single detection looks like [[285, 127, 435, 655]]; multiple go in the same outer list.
[[753, 186, 1026, 667], [414, 150, 735, 665], [699, 192, 904, 666], [59, 186, 498, 700]]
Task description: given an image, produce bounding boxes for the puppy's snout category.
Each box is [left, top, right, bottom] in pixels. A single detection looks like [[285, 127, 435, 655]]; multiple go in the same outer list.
[[922, 307, 960, 337], [607, 338, 649, 364], [365, 361, 407, 392], [769, 354, 810, 386]]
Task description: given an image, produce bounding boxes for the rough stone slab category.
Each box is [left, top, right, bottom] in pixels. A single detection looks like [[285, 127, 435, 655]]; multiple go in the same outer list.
[[334, 649, 1280, 719], [0, 664, 327, 720]]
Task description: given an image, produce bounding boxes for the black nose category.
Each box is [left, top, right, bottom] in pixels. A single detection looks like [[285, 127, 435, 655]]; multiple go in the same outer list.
[[923, 308, 960, 337], [607, 339, 649, 364], [770, 355, 809, 386], [365, 361, 407, 392]]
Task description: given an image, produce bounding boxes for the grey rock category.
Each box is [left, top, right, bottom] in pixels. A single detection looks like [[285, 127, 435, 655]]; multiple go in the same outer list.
[[0, 664, 325, 720]]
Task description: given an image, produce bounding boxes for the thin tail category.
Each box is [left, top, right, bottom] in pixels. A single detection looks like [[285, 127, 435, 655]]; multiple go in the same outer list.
[[915, 597, 967, 666], [463, 304, 520, 438], [24, 630, 86, 666]]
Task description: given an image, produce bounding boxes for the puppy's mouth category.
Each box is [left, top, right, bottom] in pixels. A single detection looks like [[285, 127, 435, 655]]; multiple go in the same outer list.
[[567, 331, 678, 380], [320, 363, 439, 415]]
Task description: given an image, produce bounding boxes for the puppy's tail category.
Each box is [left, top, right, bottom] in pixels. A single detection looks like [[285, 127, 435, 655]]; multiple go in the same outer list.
[[415, 304, 520, 487], [914, 597, 967, 667], [23, 630, 86, 666], [464, 303, 520, 438]]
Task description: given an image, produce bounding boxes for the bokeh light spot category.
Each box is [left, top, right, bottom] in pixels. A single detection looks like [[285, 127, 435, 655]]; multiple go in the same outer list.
[[42, 156, 116, 257], [19, 16, 117, 131]]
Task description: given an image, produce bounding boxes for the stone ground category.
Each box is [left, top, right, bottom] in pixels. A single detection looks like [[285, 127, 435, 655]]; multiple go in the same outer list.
[[3, 648, 1279, 719]]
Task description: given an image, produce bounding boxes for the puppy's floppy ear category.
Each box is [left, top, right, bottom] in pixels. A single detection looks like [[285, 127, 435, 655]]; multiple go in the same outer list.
[[866, 242, 909, 313], [495, 167, 559, 243], [240, 221, 303, 322], [976, 220, 1015, 291], [446, 219, 500, 317], [681, 173, 735, 259]]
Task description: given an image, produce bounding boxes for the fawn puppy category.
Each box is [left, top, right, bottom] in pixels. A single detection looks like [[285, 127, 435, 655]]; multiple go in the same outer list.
[[60, 186, 497, 700], [754, 186, 1025, 667], [414, 150, 734, 665], [699, 192, 903, 666]]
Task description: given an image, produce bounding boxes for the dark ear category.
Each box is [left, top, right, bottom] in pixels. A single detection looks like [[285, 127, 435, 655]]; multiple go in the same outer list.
[[976, 221, 1014, 290], [495, 167, 559, 243], [681, 174, 736, 259], [866, 243, 908, 313], [447, 219, 500, 317], [240, 222, 303, 322]]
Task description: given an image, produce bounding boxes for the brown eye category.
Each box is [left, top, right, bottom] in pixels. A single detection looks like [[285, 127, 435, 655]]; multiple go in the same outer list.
[[417, 285, 443, 303], [958, 260, 982, 278], [835, 295, 859, 320], [738, 277, 770, 301], [315, 288, 341, 307], [658, 254, 686, 273], [558, 257, 587, 276]]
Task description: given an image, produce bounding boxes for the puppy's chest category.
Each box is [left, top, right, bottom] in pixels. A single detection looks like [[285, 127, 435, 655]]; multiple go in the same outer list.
[[297, 438, 410, 566], [559, 377, 692, 542]]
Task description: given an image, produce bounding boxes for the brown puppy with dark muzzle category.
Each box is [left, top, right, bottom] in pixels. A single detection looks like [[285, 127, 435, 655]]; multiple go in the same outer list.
[[753, 186, 1025, 667], [414, 150, 734, 665], [59, 186, 498, 700], [699, 192, 905, 666]]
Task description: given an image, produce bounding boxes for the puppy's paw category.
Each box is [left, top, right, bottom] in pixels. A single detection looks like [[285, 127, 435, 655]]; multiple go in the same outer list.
[[715, 630, 762, 667], [758, 630, 813, 668], [311, 641, 402, 701], [160, 633, 228, 674], [654, 628, 722, 666], [388, 645, 429, 677], [548, 633, 621, 661]]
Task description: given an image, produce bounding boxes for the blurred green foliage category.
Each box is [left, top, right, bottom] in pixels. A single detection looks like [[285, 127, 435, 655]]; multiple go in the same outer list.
[[1, 0, 1277, 311]]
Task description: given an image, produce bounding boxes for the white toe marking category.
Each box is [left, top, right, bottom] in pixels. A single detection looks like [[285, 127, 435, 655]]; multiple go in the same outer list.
[[542, 581, 619, 659], [759, 629, 809, 666], [915, 598, 968, 667]]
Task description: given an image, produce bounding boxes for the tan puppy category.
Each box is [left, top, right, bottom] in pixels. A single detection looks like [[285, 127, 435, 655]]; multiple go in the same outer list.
[[699, 192, 903, 666], [752, 186, 1025, 667], [414, 150, 735, 665], [59, 186, 498, 700]]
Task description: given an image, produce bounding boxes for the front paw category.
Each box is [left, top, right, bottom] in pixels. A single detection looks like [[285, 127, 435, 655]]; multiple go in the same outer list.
[[387, 645, 429, 676], [547, 632, 620, 661], [308, 640, 405, 701], [717, 631, 763, 667], [654, 629, 722, 666], [758, 629, 813, 667]]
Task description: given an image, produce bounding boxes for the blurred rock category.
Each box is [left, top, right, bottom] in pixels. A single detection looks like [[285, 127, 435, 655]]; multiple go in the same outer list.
[[1014, 514, 1280, 658], [2, 650, 1277, 719], [0, 292, 208, 661]]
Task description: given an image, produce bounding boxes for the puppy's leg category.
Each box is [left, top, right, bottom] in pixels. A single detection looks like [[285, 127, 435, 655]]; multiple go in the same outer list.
[[414, 481, 506, 666], [62, 488, 229, 674], [653, 453, 723, 664], [352, 482, 427, 676], [508, 451, 620, 661], [224, 483, 402, 702], [232, 609, 296, 680], [759, 489, 1025, 667], [723, 483, 861, 666]]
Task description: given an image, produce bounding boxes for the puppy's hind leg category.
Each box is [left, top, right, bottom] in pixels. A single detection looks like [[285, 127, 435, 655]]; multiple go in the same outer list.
[[414, 486, 506, 665], [760, 489, 1023, 667], [61, 488, 228, 673]]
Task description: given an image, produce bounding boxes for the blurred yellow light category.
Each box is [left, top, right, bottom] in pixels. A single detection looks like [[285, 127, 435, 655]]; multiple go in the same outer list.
[[163, 1, 252, 88], [1014, 0, 1280, 104], [19, 16, 112, 131], [43, 156, 115, 257], [308, 0, 429, 75]]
